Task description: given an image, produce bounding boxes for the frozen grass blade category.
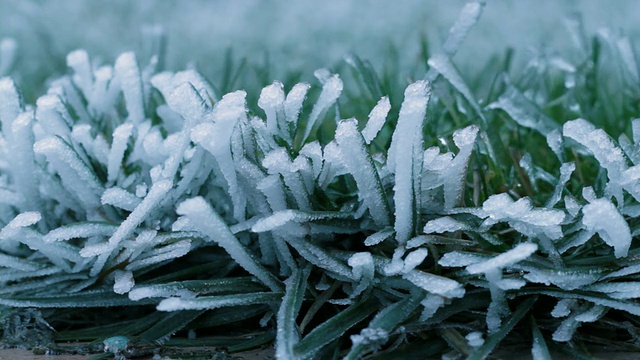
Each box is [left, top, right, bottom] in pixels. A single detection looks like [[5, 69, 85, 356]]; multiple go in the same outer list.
[[157, 292, 283, 311], [177, 197, 283, 292], [335, 119, 391, 227], [294, 297, 378, 359], [389, 81, 431, 243], [344, 290, 423, 360], [276, 266, 310, 360]]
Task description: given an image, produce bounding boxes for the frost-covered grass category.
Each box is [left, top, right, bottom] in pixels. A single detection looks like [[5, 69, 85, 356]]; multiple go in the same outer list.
[[3, 1, 640, 359]]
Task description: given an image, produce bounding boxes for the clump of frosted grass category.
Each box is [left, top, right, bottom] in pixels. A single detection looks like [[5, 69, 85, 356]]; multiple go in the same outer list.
[[2, 2, 640, 359]]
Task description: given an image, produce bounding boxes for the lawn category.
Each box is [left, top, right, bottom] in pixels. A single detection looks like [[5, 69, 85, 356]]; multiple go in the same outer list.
[[2, 1, 640, 359]]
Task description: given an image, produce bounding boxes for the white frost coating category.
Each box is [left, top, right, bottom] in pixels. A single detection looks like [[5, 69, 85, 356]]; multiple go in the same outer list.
[[362, 96, 391, 144], [0, 253, 41, 271], [192, 91, 247, 220], [364, 229, 394, 246], [402, 248, 428, 273], [177, 197, 282, 292], [390, 81, 431, 243], [157, 292, 279, 312], [546, 162, 575, 208], [563, 119, 626, 177], [552, 316, 578, 342], [564, 196, 581, 217], [252, 210, 297, 232], [284, 82, 310, 124], [257, 175, 287, 212], [11, 112, 41, 211], [335, 119, 391, 227], [423, 217, 469, 233], [466, 331, 485, 347], [258, 81, 285, 136], [2, 212, 41, 233], [299, 141, 323, 180], [43, 222, 116, 242], [466, 243, 538, 274], [171, 69, 217, 103], [420, 294, 445, 321], [107, 123, 133, 183], [66, 49, 93, 97], [126, 240, 192, 271], [582, 198, 631, 258], [546, 129, 564, 161], [34, 136, 104, 208], [163, 83, 206, 179], [101, 187, 142, 211], [262, 148, 310, 211], [106, 179, 172, 250], [438, 251, 486, 268], [521, 267, 602, 291], [252, 210, 350, 233], [633, 118, 640, 144], [478, 193, 564, 240], [301, 74, 343, 143], [36, 95, 72, 137], [444, 125, 478, 210], [166, 82, 207, 125], [575, 305, 606, 322], [0, 77, 21, 137], [403, 269, 464, 298], [113, 270, 135, 294], [348, 252, 374, 297], [114, 52, 145, 124]]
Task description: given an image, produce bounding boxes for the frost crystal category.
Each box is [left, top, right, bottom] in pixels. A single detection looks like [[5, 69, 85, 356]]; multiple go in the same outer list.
[[361, 97, 391, 144], [336, 119, 391, 226], [477, 193, 564, 240], [390, 81, 431, 243], [115, 52, 145, 124], [466, 243, 538, 275], [113, 270, 135, 294], [582, 198, 631, 258]]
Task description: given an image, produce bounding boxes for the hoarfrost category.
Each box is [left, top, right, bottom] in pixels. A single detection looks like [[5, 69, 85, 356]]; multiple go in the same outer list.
[[403, 270, 464, 298], [107, 123, 133, 183], [466, 331, 484, 347], [390, 81, 431, 243], [477, 193, 564, 240], [438, 251, 486, 268], [301, 73, 343, 143], [402, 248, 428, 273], [443, 125, 478, 210], [423, 217, 469, 233], [113, 270, 135, 294], [361, 97, 391, 144], [177, 197, 282, 291], [466, 243, 538, 275], [284, 82, 310, 125], [582, 198, 631, 258], [114, 52, 145, 124], [101, 187, 142, 211], [258, 81, 286, 137], [335, 119, 391, 226]]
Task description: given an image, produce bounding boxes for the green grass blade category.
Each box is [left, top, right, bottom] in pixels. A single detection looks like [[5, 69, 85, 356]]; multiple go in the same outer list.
[[343, 290, 423, 360], [156, 292, 283, 311], [294, 297, 378, 359], [276, 266, 311, 359], [467, 296, 537, 360]]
